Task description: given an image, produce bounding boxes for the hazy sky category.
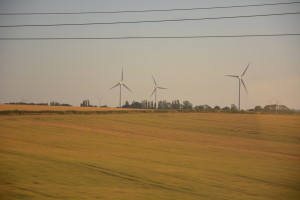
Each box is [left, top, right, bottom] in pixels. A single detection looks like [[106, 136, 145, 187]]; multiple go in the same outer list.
[[0, 0, 299, 109]]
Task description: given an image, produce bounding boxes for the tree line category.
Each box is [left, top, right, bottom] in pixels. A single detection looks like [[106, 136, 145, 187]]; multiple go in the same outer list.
[[6, 101, 71, 106], [122, 99, 295, 113], [6, 102, 48, 106], [80, 99, 107, 107], [5, 100, 296, 113]]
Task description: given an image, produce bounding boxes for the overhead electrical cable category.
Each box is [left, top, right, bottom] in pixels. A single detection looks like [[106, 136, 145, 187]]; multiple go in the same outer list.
[[0, 1, 299, 15], [1, 34, 299, 40], [0, 11, 299, 28]]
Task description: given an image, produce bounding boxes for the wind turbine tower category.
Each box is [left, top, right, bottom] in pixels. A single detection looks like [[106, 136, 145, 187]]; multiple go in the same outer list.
[[226, 62, 250, 111], [274, 98, 281, 114], [111, 68, 133, 108], [95, 96, 101, 107], [150, 75, 167, 109]]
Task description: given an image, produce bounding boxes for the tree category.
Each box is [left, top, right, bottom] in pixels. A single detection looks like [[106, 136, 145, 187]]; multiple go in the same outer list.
[[231, 104, 237, 111], [50, 101, 71, 106], [194, 105, 204, 110], [264, 104, 290, 113], [277, 105, 290, 112], [182, 101, 193, 109], [158, 101, 163, 109], [264, 104, 276, 112], [80, 100, 92, 107], [123, 100, 130, 108], [171, 100, 181, 109], [150, 101, 154, 109], [131, 101, 142, 109], [214, 106, 221, 110], [254, 105, 262, 111], [141, 100, 148, 109], [158, 100, 172, 109], [203, 104, 211, 110], [222, 106, 230, 111], [50, 101, 59, 106]]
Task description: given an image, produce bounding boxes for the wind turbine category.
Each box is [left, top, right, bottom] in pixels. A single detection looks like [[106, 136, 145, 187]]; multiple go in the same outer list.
[[111, 68, 133, 108], [150, 75, 167, 109], [95, 96, 102, 107], [226, 62, 250, 111], [274, 98, 281, 114]]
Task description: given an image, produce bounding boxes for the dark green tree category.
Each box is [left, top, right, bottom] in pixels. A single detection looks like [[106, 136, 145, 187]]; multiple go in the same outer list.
[[231, 104, 237, 111], [123, 100, 130, 108], [254, 105, 263, 111], [222, 106, 230, 111], [214, 106, 221, 110], [182, 101, 193, 109]]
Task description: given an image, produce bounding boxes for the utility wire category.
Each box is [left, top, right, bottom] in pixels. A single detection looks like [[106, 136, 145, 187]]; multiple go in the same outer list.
[[1, 34, 299, 40], [0, 1, 300, 15], [1, 11, 299, 28]]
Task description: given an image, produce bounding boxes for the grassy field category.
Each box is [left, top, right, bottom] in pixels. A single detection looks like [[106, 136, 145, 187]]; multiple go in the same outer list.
[[0, 112, 299, 199]]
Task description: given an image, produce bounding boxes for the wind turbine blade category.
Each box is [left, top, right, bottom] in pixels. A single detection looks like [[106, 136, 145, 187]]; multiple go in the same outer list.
[[123, 83, 133, 93], [241, 79, 248, 94], [110, 83, 120, 89], [157, 87, 167, 89], [242, 62, 250, 76], [152, 75, 157, 86], [121, 68, 124, 82], [150, 88, 156, 98], [225, 75, 239, 78]]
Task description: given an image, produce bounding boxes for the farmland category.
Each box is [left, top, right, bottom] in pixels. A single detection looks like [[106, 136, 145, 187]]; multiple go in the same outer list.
[[0, 104, 144, 112], [0, 112, 300, 199]]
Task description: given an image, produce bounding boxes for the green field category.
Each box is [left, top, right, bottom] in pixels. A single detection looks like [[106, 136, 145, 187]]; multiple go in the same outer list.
[[0, 113, 299, 199]]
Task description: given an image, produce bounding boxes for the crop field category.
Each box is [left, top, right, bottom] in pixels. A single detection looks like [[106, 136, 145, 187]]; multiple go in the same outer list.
[[0, 112, 299, 200], [0, 104, 143, 112]]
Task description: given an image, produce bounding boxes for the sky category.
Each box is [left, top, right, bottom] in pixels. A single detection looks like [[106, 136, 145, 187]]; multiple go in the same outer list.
[[0, 0, 299, 109]]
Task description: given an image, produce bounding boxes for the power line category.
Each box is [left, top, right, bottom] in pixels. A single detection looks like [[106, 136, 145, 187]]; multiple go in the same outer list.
[[0, 1, 300, 15], [1, 11, 299, 28], [0, 34, 299, 40]]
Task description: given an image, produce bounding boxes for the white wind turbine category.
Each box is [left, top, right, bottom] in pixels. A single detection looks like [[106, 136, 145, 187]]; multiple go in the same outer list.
[[150, 75, 167, 109], [274, 98, 281, 114], [226, 62, 250, 111], [111, 68, 133, 108]]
